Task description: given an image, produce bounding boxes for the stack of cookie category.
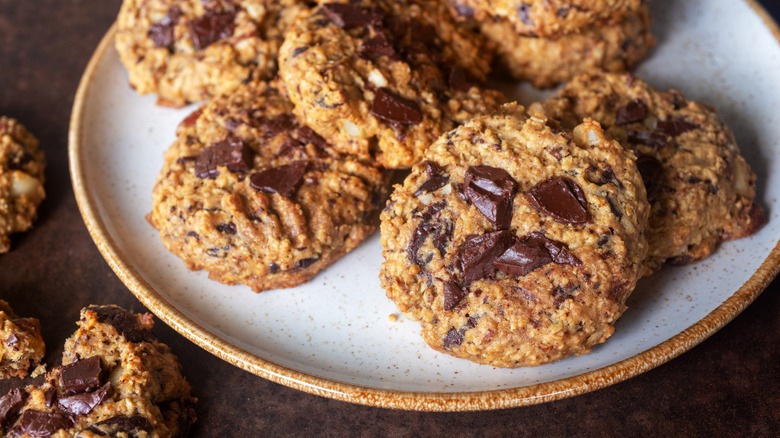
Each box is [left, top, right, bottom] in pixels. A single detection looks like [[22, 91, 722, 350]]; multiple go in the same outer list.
[[449, 0, 656, 88]]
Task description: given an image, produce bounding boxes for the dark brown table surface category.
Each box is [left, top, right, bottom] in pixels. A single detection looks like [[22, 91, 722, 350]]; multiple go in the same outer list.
[[1, 1, 779, 436]]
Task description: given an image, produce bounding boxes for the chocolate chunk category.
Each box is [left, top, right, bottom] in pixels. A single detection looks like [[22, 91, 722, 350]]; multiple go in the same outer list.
[[359, 33, 396, 57], [257, 114, 296, 137], [195, 136, 253, 179], [269, 263, 280, 274], [292, 46, 309, 57], [414, 176, 449, 196], [464, 166, 518, 229], [451, 2, 475, 18], [636, 155, 663, 200], [85, 416, 153, 437], [615, 99, 647, 125], [57, 382, 110, 417], [0, 388, 25, 426], [443, 327, 463, 349], [527, 177, 589, 224], [557, 7, 570, 18], [517, 3, 533, 25], [321, 3, 381, 28], [10, 411, 70, 437], [494, 238, 552, 277], [43, 388, 55, 408], [656, 119, 696, 137], [86, 306, 156, 343], [448, 66, 471, 92], [459, 231, 514, 284], [627, 130, 667, 148], [422, 161, 443, 177], [408, 202, 446, 264], [215, 223, 237, 235], [607, 196, 622, 219], [60, 356, 102, 395], [370, 88, 422, 126], [293, 126, 329, 150], [5, 332, 18, 345], [148, 6, 181, 50], [294, 256, 320, 269], [442, 281, 467, 310], [249, 161, 308, 198], [188, 10, 236, 50]]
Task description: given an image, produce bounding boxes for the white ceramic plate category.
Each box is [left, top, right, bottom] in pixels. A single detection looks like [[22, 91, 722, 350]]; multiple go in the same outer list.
[[70, 0, 780, 411]]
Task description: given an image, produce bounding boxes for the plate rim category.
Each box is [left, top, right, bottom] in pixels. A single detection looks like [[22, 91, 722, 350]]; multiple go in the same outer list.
[[68, 2, 780, 412]]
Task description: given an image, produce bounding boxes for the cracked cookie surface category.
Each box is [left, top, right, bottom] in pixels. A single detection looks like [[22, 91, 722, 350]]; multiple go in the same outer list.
[[149, 80, 390, 292], [115, 0, 309, 107], [278, 0, 506, 169], [531, 72, 765, 275], [0, 117, 45, 254], [380, 103, 649, 367]]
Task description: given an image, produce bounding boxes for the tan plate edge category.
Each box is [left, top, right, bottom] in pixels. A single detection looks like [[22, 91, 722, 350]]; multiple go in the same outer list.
[[69, 6, 780, 412]]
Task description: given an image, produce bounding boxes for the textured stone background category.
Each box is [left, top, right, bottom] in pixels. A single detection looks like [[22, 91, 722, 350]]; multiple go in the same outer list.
[[0, 1, 778, 436]]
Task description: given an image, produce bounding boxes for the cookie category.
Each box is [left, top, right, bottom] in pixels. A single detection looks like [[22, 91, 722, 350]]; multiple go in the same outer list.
[[0, 300, 45, 379], [149, 80, 390, 292], [0, 305, 196, 437], [115, 0, 309, 107], [530, 72, 765, 275], [0, 117, 46, 254], [450, 0, 644, 38], [380, 103, 650, 367], [278, 0, 506, 169], [471, 6, 654, 88]]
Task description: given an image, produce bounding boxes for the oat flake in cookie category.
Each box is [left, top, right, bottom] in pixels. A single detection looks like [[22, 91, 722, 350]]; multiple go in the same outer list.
[[0, 305, 196, 437], [115, 0, 309, 107], [531, 72, 765, 276], [149, 80, 390, 292], [0, 300, 45, 379], [278, 0, 506, 169], [380, 104, 650, 367], [0, 117, 45, 254]]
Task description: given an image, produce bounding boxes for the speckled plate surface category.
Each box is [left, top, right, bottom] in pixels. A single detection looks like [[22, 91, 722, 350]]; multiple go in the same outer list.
[[70, 0, 780, 411]]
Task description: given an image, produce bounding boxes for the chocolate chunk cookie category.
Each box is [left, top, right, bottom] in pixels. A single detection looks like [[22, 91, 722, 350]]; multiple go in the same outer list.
[[0, 117, 45, 254], [0, 300, 45, 379], [149, 80, 391, 292], [530, 72, 765, 275], [0, 305, 196, 437], [474, 5, 654, 88], [278, 0, 506, 169], [380, 103, 650, 367], [115, 0, 309, 107], [450, 0, 644, 37]]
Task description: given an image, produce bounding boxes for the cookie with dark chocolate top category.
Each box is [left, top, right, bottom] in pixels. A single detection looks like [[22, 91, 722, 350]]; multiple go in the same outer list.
[[0, 117, 45, 254], [278, 0, 506, 169], [115, 0, 309, 107], [0, 305, 196, 437], [380, 103, 649, 367], [149, 80, 391, 292], [530, 71, 765, 275], [0, 300, 45, 379]]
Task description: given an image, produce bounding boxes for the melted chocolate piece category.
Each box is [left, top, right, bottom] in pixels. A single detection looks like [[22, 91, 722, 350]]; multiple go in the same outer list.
[[442, 317, 477, 349], [148, 6, 181, 50], [615, 99, 647, 125], [459, 231, 514, 284], [215, 223, 237, 235], [321, 3, 381, 28], [517, 3, 533, 25], [5, 333, 18, 345], [0, 388, 25, 426], [293, 256, 320, 269], [60, 356, 102, 395], [85, 416, 153, 437], [359, 33, 396, 57], [627, 130, 667, 149], [188, 10, 236, 50], [86, 306, 156, 343], [370, 88, 422, 125], [448, 66, 471, 92], [451, 2, 475, 18], [408, 202, 447, 265], [464, 165, 518, 229], [57, 382, 110, 416], [195, 136, 253, 179], [249, 161, 308, 198], [636, 155, 663, 200], [656, 119, 696, 137], [494, 232, 580, 277], [442, 281, 466, 311], [526, 177, 589, 224], [10, 410, 70, 437], [292, 46, 309, 57], [43, 389, 55, 408], [414, 176, 448, 196]]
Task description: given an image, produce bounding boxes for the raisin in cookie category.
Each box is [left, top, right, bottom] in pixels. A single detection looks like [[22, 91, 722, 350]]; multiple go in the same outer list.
[[278, 0, 506, 169], [0, 305, 196, 437], [0, 117, 45, 254], [472, 6, 654, 88], [115, 0, 309, 107], [149, 80, 390, 292], [530, 72, 765, 275], [450, 0, 644, 38], [0, 300, 45, 379], [380, 103, 649, 367]]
